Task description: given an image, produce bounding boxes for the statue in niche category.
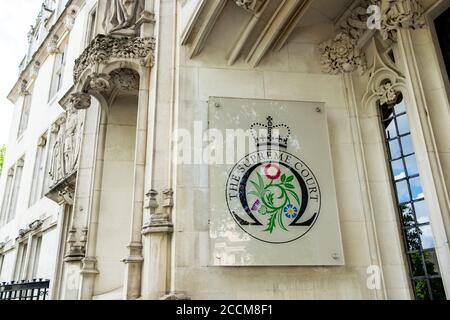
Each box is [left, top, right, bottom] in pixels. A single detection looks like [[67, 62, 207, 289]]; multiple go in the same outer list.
[[63, 105, 83, 175], [49, 118, 66, 184], [49, 105, 84, 186], [103, 0, 145, 35]]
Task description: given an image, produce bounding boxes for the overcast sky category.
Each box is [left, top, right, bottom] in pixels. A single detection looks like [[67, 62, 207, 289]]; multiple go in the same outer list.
[[0, 1, 43, 146]]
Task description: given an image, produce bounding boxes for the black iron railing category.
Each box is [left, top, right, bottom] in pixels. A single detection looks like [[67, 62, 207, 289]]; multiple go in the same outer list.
[[0, 279, 50, 300]]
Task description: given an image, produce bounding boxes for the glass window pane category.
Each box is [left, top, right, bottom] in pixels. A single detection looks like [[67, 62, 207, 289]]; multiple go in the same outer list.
[[430, 278, 446, 300], [408, 252, 425, 277], [389, 139, 401, 159], [385, 118, 397, 139], [391, 159, 406, 180], [414, 280, 430, 300], [405, 154, 419, 176], [405, 227, 422, 251], [410, 177, 424, 200], [396, 180, 410, 203], [400, 203, 415, 227], [419, 225, 435, 250], [401, 135, 414, 155], [394, 101, 406, 115], [414, 201, 429, 225], [423, 250, 440, 276], [396, 114, 410, 135]]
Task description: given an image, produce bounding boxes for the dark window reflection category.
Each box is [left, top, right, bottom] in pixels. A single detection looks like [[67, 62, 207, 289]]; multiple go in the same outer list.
[[381, 95, 446, 300]]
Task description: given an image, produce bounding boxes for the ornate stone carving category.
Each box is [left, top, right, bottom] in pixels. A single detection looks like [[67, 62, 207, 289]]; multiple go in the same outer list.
[[65, 226, 86, 261], [70, 92, 91, 110], [340, 0, 375, 40], [319, 0, 425, 75], [49, 105, 84, 187], [143, 189, 174, 233], [58, 184, 75, 205], [73, 34, 155, 82], [30, 62, 41, 80], [89, 73, 112, 92], [17, 220, 43, 240], [20, 80, 30, 96], [64, 7, 79, 31], [29, 219, 43, 231], [380, 0, 425, 41], [110, 68, 140, 91], [375, 80, 399, 106], [235, 0, 266, 14], [47, 35, 59, 55], [64, 106, 83, 176], [318, 32, 367, 75], [103, 0, 145, 35], [160, 293, 191, 300]]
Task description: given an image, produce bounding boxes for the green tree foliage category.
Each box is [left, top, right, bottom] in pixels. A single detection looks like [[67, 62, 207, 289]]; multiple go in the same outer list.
[[0, 145, 5, 174]]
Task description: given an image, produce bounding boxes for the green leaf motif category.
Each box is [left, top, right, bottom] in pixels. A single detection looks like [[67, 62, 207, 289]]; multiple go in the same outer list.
[[248, 171, 301, 234]]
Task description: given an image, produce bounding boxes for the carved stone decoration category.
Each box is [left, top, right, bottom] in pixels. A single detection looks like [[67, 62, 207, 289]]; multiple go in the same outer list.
[[49, 117, 66, 184], [59, 184, 75, 205], [110, 68, 140, 91], [30, 62, 41, 80], [319, 0, 426, 75], [143, 189, 174, 234], [375, 80, 399, 106], [64, 7, 78, 31], [137, 10, 156, 27], [362, 38, 406, 112], [160, 293, 192, 301], [89, 73, 112, 92], [0, 242, 5, 251], [73, 34, 155, 83], [65, 227, 86, 261], [235, 0, 266, 14], [20, 80, 30, 96], [380, 0, 425, 41], [103, 0, 145, 35], [47, 35, 60, 55], [318, 32, 367, 75], [49, 105, 84, 188], [29, 219, 43, 231], [63, 105, 83, 175], [70, 92, 91, 110], [340, 0, 375, 40]]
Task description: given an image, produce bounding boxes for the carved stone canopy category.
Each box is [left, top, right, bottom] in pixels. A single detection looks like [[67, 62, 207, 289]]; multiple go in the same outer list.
[[73, 34, 155, 83]]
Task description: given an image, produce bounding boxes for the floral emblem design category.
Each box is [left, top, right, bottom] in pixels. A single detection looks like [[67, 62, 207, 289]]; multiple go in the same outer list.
[[248, 163, 301, 234], [284, 204, 299, 219], [226, 115, 321, 244]]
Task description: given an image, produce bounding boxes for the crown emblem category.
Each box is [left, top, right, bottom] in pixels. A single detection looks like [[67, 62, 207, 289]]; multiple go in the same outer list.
[[250, 116, 291, 149]]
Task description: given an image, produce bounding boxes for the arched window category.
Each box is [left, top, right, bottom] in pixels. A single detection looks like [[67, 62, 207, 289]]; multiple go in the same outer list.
[[380, 94, 446, 300]]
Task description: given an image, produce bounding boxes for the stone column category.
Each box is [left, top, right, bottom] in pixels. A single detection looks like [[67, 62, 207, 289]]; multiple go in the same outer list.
[[142, 190, 173, 299], [121, 0, 156, 301], [123, 65, 152, 300], [79, 106, 107, 300], [140, 0, 179, 300]]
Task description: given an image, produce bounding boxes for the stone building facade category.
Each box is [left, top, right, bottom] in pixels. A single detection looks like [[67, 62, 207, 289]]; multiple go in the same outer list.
[[0, 0, 450, 300]]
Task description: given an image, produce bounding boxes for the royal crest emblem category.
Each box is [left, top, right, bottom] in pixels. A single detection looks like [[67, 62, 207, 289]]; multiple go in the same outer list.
[[226, 116, 321, 244]]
